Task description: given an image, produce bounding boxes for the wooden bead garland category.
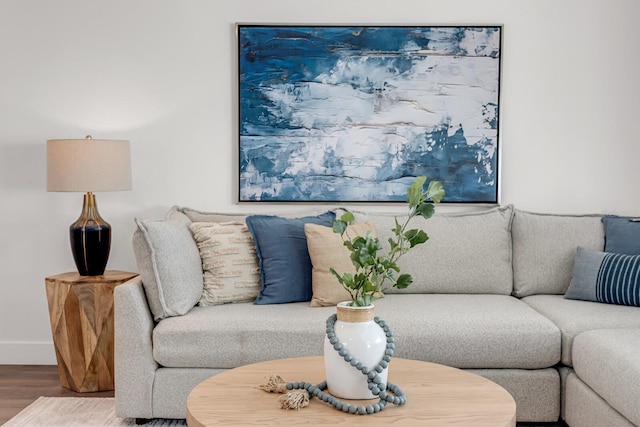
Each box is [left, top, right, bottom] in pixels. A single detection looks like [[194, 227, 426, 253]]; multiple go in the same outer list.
[[259, 313, 406, 414]]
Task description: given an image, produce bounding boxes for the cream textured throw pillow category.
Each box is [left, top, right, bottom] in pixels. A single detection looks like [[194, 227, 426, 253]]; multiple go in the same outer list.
[[189, 221, 261, 306], [304, 221, 376, 307]]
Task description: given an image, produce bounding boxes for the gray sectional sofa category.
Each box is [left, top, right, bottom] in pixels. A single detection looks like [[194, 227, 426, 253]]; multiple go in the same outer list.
[[114, 205, 640, 425]]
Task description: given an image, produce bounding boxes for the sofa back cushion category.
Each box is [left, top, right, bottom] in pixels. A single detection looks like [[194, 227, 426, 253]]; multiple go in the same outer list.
[[512, 210, 604, 297], [133, 215, 204, 321], [178, 206, 248, 223], [354, 205, 514, 295]]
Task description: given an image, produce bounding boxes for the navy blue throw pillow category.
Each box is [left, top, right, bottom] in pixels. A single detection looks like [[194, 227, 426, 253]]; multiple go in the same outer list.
[[602, 216, 640, 255], [246, 212, 336, 304]]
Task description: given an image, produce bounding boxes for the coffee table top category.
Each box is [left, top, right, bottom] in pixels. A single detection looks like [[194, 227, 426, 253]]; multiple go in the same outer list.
[[187, 356, 516, 426]]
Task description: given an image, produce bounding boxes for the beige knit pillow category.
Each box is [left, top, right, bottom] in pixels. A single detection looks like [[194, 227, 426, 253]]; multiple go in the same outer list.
[[304, 221, 377, 307], [189, 221, 261, 306]]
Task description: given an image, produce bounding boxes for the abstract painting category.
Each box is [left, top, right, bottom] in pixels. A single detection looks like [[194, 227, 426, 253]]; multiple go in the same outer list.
[[238, 25, 502, 203]]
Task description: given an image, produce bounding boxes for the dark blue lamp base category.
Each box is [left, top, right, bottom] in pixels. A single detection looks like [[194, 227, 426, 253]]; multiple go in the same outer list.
[[69, 192, 111, 276]]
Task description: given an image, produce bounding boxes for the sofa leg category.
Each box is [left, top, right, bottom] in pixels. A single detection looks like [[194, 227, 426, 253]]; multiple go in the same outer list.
[[135, 418, 151, 425]]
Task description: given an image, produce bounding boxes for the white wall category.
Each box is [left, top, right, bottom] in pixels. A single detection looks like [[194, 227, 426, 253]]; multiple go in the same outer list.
[[0, 0, 638, 364]]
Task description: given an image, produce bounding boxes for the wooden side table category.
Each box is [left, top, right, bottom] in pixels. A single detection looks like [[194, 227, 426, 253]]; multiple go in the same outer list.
[[45, 270, 138, 392]]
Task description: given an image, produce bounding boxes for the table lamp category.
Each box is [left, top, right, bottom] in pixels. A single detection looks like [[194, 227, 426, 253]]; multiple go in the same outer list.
[[47, 136, 132, 276]]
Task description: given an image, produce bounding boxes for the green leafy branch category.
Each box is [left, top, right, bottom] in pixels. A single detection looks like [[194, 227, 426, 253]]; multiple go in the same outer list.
[[330, 176, 445, 307]]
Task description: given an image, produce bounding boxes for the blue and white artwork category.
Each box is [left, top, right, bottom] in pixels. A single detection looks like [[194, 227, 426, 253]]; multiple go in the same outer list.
[[238, 25, 501, 203]]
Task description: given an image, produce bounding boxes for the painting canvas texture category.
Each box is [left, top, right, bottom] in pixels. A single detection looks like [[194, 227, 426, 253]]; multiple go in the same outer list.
[[238, 25, 501, 203]]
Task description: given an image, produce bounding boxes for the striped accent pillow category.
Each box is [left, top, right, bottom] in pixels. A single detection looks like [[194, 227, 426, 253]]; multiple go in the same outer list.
[[565, 247, 640, 307], [596, 252, 640, 306]]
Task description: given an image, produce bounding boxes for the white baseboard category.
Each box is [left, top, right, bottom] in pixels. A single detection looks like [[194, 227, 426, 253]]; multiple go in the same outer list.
[[0, 341, 57, 365]]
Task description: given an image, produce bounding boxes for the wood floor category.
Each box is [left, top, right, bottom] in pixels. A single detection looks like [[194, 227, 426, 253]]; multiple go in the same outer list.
[[0, 365, 114, 425]]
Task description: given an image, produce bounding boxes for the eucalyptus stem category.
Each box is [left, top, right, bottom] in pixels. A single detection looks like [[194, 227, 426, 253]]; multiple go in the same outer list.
[[330, 176, 444, 307]]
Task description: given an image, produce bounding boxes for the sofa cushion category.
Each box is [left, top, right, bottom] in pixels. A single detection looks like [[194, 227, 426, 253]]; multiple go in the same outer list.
[[512, 210, 604, 297], [152, 294, 560, 370], [522, 294, 640, 366], [175, 206, 342, 224], [179, 206, 247, 223], [603, 215, 640, 255], [565, 247, 640, 307], [572, 329, 640, 426], [189, 221, 261, 306], [133, 216, 203, 321], [352, 205, 514, 295], [246, 212, 336, 304]]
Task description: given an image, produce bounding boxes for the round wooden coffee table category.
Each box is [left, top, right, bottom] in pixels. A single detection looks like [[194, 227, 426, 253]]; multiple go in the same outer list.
[[187, 356, 516, 426]]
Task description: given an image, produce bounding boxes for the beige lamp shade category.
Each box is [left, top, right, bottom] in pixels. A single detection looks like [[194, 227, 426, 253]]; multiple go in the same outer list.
[[47, 137, 132, 192]]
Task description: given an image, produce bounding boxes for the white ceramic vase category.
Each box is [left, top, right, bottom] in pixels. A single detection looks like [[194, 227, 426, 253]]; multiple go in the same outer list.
[[323, 301, 388, 399]]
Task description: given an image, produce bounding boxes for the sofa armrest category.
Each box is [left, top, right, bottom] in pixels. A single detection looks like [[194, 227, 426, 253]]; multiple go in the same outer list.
[[114, 277, 158, 419]]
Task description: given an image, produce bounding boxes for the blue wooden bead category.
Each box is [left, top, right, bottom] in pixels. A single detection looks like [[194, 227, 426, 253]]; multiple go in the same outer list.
[[366, 405, 374, 414], [367, 371, 376, 380], [371, 386, 380, 395], [362, 366, 370, 375], [375, 365, 384, 373], [349, 405, 358, 414], [379, 360, 388, 369], [357, 406, 366, 415], [333, 342, 343, 351]]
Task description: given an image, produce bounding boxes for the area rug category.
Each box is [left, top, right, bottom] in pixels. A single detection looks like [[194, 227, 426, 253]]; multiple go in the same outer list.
[[3, 397, 187, 426]]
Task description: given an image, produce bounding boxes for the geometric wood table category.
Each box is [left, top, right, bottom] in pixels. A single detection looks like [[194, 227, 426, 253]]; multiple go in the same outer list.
[[45, 270, 138, 392], [187, 356, 516, 426]]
